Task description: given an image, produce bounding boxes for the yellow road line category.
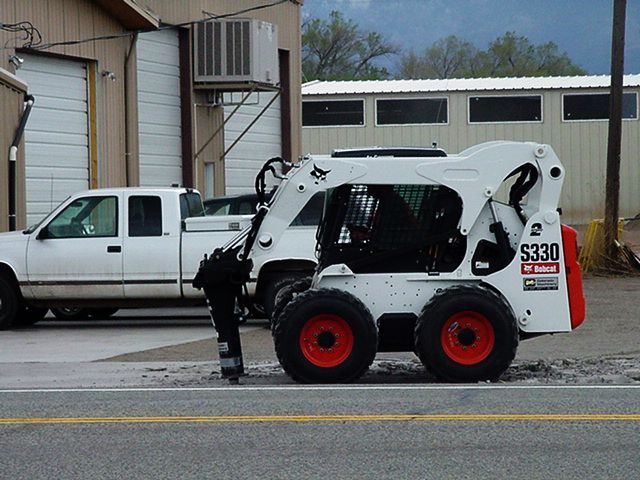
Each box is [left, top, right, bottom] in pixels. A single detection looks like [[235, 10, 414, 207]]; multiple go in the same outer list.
[[1, 414, 640, 425]]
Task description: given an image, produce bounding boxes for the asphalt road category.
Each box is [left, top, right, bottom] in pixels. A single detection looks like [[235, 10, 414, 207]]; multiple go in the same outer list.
[[1, 385, 638, 479]]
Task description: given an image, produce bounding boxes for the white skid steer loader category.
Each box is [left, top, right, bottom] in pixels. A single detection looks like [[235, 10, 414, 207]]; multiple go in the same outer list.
[[194, 141, 585, 383]]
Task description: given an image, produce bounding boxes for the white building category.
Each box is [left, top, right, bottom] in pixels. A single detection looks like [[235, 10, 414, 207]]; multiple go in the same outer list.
[[302, 76, 640, 224]]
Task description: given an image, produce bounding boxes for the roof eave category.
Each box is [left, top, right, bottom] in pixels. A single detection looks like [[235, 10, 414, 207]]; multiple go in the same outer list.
[[93, 0, 160, 30]]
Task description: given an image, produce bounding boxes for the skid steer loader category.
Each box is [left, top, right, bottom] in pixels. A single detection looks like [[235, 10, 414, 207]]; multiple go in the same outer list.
[[194, 141, 585, 383]]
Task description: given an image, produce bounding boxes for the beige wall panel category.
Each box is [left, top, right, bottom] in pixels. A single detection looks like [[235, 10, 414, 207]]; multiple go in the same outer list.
[[195, 104, 226, 195], [1, 0, 134, 190], [0, 79, 27, 231]]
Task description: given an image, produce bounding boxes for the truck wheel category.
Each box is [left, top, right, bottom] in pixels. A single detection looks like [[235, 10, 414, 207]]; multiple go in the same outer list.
[[270, 277, 312, 334], [13, 306, 48, 327], [0, 276, 19, 330], [415, 285, 518, 383], [51, 307, 90, 320], [274, 288, 377, 383], [262, 273, 307, 321]]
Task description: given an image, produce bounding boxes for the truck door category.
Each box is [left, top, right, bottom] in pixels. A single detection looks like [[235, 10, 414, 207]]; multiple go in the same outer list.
[[26, 193, 124, 299], [123, 193, 181, 298]]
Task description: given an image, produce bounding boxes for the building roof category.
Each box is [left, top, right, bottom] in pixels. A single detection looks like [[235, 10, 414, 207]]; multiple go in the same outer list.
[[302, 75, 640, 96]]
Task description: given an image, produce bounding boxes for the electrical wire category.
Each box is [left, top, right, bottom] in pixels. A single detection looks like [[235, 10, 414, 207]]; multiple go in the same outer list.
[[2, 0, 299, 52], [1, 21, 43, 49]]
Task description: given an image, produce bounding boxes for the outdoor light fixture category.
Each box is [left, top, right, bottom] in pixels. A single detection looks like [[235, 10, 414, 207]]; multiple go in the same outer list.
[[8, 54, 23, 69], [101, 70, 117, 81]]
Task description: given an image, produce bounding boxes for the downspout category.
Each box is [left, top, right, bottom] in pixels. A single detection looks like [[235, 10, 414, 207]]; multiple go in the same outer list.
[[8, 93, 35, 231]]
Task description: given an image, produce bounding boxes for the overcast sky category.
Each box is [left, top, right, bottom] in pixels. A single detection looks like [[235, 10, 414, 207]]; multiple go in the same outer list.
[[302, 0, 640, 76]]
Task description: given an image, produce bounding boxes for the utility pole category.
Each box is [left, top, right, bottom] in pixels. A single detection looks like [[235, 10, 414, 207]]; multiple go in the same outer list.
[[604, 0, 626, 261]]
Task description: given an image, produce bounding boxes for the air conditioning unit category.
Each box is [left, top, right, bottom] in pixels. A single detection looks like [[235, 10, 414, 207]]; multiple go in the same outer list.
[[194, 19, 279, 86]]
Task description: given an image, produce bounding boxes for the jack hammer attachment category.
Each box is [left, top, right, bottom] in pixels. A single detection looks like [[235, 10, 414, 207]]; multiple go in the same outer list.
[[193, 246, 252, 383]]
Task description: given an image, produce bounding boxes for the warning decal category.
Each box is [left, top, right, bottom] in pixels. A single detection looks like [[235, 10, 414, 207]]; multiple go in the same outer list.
[[523, 277, 559, 291]]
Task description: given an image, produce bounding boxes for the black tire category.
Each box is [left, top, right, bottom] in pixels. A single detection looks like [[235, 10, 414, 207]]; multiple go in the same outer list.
[[270, 276, 312, 334], [0, 276, 19, 330], [13, 306, 48, 327], [274, 288, 377, 383], [262, 273, 308, 321], [415, 284, 518, 383], [51, 307, 90, 320], [88, 308, 119, 319]]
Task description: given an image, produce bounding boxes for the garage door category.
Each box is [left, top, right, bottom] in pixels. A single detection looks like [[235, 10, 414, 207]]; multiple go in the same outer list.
[[18, 54, 89, 226], [137, 29, 182, 187], [223, 91, 281, 195]]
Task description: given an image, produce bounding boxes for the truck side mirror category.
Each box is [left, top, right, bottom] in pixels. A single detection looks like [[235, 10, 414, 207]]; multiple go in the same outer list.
[[36, 226, 50, 240]]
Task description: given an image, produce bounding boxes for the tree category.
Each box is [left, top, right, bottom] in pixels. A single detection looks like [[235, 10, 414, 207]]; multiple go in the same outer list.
[[399, 36, 479, 79], [302, 11, 398, 81], [398, 32, 586, 79]]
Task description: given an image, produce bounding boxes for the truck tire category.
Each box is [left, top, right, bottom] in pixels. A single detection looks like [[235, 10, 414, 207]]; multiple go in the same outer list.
[[415, 284, 518, 383], [51, 307, 90, 320], [262, 273, 308, 321], [13, 306, 48, 327], [0, 276, 19, 330], [270, 276, 312, 334], [274, 288, 377, 383]]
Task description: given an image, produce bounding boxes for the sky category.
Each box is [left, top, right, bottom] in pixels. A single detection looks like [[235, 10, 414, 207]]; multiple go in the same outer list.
[[302, 0, 640, 76]]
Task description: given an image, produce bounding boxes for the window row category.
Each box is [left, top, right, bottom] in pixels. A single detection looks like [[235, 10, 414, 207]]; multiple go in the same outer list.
[[302, 93, 639, 127]]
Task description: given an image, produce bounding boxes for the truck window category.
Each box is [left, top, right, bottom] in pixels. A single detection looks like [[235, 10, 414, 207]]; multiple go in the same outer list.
[[180, 192, 205, 220], [45, 196, 117, 238], [129, 196, 162, 237]]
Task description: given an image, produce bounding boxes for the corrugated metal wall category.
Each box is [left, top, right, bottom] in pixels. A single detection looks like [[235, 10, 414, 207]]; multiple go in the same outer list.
[[143, 0, 303, 163], [0, 70, 27, 230], [0, 0, 131, 189], [302, 89, 640, 224]]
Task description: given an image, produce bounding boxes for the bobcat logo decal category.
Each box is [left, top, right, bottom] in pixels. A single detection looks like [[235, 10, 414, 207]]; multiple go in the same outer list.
[[310, 164, 331, 184]]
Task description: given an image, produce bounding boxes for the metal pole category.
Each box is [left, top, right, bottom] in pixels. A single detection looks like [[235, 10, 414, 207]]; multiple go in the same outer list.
[[604, 0, 626, 260]]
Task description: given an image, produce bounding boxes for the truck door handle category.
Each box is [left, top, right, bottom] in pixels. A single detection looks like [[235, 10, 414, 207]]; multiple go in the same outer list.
[[107, 245, 121, 253]]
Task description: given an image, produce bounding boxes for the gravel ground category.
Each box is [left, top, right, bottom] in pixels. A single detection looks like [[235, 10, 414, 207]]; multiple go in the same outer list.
[[101, 275, 640, 385]]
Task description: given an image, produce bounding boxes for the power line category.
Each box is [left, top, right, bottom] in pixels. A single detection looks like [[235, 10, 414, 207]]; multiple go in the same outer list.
[[2, 0, 298, 52]]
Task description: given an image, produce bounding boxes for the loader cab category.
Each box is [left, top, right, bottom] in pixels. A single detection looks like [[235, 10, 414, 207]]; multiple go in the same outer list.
[[317, 183, 466, 274]]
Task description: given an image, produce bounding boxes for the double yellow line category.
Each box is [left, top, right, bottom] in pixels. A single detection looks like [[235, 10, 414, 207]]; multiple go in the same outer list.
[[1, 413, 640, 425]]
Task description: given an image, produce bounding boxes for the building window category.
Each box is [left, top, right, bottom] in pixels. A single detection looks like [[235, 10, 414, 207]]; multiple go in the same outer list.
[[376, 98, 448, 125], [302, 100, 364, 127], [469, 95, 542, 123], [563, 92, 638, 121]]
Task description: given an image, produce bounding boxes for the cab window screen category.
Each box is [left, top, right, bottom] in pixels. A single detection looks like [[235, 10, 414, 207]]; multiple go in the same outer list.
[[469, 96, 542, 123]]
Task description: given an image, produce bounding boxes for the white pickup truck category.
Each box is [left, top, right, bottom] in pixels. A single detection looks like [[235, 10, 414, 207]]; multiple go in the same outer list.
[[0, 187, 319, 329]]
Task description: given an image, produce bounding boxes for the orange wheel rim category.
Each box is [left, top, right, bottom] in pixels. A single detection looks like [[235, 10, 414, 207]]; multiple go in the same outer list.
[[299, 314, 354, 368], [440, 311, 495, 365]]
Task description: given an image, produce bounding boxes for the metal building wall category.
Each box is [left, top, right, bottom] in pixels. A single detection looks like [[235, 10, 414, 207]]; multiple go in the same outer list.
[[0, 69, 28, 230], [302, 89, 640, 224], [142, 0, 303, 164], [0, 0, 134, 189]]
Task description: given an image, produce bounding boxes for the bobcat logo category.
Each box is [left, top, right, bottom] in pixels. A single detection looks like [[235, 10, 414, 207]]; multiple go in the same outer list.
[[310, 164, 331, 184]]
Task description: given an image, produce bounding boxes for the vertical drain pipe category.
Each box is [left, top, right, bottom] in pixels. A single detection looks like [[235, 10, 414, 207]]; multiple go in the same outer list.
[[8, 94, 35, 231]]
